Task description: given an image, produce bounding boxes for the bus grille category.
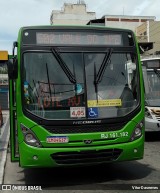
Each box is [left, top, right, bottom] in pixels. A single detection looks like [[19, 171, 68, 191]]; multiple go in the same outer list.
[[155, 115, 160, 121], [51, 149, 122, 165], [44, 123, 126, 134]]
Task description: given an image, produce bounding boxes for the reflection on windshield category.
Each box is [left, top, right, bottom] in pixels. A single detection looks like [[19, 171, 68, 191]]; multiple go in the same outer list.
[[143, 67, 160, 106], [23, 51, 139, 120]]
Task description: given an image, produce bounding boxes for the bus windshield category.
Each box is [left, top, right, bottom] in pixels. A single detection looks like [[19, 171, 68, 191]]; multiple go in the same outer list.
[[143, 66, 160, 107], [23, 50, 139, 120]]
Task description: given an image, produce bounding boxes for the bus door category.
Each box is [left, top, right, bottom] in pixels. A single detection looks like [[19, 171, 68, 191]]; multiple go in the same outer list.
[[9, 79, 19, 161], [7, 44, 19, 161]]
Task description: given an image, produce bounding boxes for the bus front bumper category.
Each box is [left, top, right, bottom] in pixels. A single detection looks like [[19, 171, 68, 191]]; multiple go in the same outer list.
[[19, 138, 144, 168]]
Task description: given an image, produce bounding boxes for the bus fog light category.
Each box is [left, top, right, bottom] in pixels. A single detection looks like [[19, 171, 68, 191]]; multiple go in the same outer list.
[[134, 148, 138, 153], [33, 155, 38, 160]]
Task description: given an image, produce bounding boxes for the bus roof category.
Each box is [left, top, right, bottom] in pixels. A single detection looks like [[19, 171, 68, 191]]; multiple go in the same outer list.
[[19, 25, 134, 33]]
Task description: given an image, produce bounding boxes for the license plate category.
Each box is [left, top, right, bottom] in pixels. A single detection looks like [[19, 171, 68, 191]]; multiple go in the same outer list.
[[46, 136, 69, 143]]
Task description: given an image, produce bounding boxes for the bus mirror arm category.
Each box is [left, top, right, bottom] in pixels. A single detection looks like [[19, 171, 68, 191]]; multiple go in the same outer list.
[[7, 58, 18, 79], [13, 41, 18, 57], [7, 41, 18, 79]]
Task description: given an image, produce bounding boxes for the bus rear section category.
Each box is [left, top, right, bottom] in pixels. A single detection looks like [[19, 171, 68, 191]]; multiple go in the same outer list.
[[8, 26, 145, 168], [142, 56, 160, 131]]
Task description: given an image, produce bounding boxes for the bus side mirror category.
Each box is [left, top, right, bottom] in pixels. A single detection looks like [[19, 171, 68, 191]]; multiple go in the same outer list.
[[7, 58, 18, 79]]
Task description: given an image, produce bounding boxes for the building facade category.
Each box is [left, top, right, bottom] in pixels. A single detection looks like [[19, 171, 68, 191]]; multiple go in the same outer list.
[[88, 15, 155, 33], [50, 2, 96, 25], [50, 3, 157, 55], [137, 21, 160, 54], [87, 15, 155, 54]]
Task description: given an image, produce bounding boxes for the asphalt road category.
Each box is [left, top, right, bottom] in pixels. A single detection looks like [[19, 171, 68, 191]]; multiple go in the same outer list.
[[1, 132, 160, 193]]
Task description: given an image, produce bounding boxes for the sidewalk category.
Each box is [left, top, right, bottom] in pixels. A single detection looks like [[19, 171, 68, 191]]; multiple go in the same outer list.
[[0, 110, 10, 184]]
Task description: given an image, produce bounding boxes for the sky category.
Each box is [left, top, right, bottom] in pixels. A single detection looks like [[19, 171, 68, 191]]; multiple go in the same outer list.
[[0, 0, 160, 54]]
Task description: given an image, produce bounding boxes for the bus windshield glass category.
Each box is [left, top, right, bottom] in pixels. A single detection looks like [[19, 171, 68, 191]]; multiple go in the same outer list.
[[23, 50, 139, 120], [142, 65, 160, 107]]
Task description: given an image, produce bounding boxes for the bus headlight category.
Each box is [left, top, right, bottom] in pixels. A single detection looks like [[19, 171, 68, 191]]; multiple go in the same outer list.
[[25, 133, 37, 143], [130, 120, 144, 141], [20, 124, 42, 147]]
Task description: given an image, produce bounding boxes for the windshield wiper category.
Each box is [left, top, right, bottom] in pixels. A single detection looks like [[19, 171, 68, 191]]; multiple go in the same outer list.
[[46, 63, 52, 97], [94, 49, 113, 100], [94, 48, 113, 85], [51, 48, 76, 84]]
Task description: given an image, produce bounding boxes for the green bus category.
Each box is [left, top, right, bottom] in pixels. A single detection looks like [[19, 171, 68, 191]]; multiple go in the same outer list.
[[7, 25, 145, 168]]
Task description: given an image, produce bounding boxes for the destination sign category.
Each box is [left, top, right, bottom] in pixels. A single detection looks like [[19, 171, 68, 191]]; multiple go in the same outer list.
[[36, 32, 122, 46]]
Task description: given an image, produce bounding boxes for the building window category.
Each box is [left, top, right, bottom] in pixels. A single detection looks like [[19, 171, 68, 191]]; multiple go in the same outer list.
[[121, 19, 139, 22], [106, 18, 119, 21], [143, 31, 147, 35]]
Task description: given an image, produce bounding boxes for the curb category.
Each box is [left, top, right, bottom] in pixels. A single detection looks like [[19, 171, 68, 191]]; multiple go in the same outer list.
[[0, 112, 9, 184]]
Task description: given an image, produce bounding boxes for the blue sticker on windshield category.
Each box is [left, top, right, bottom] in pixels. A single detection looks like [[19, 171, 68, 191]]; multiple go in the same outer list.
[[88, 108, 98, 118], [75, 84, 82, 94]]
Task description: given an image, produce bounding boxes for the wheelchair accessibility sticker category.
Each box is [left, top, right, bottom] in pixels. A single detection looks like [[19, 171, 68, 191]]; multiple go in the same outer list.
[[88, 108, 98, 118]]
